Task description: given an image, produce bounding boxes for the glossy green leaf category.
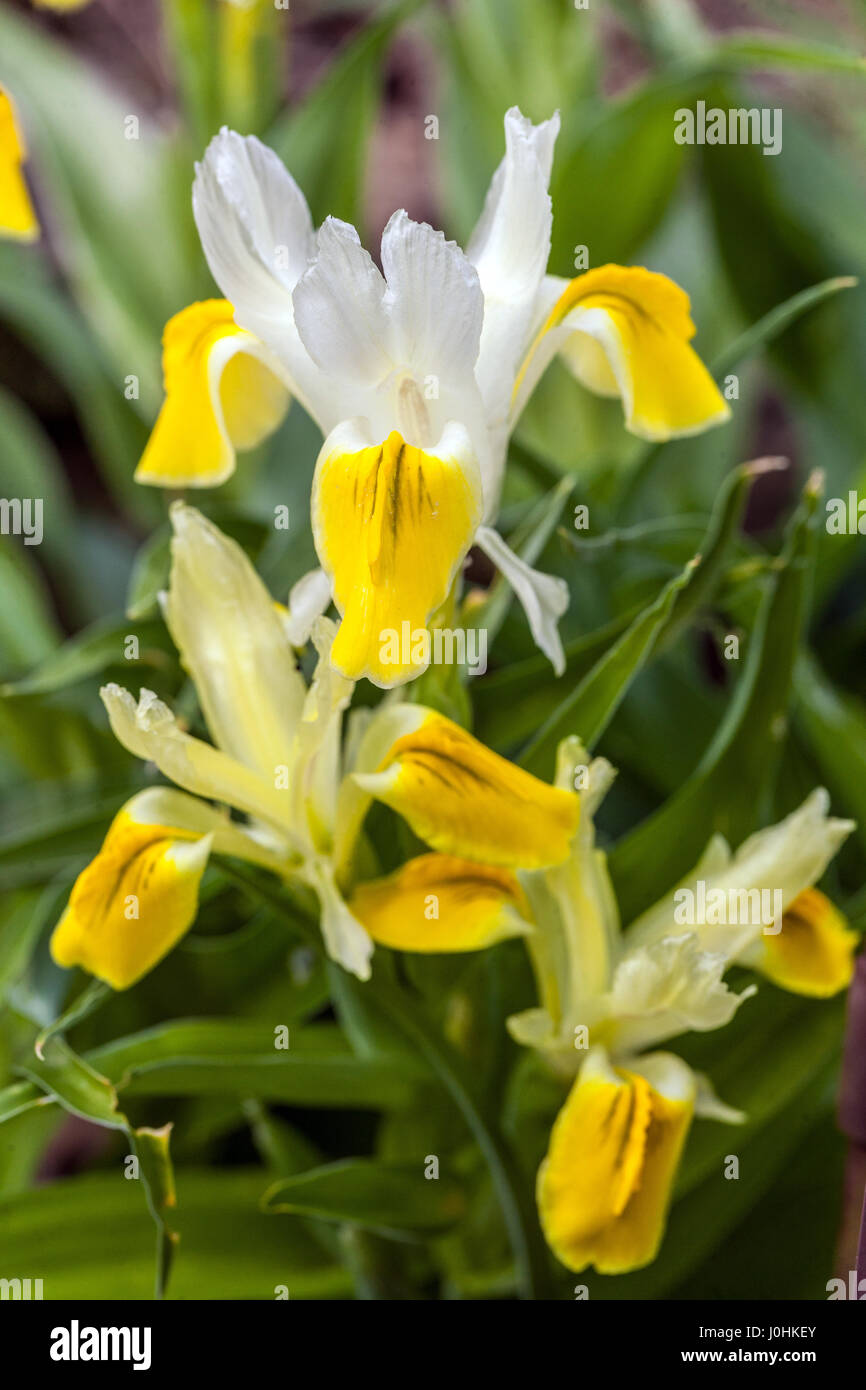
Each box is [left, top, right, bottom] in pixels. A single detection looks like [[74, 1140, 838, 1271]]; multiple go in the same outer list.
[[263, 1159, 467, 1238]]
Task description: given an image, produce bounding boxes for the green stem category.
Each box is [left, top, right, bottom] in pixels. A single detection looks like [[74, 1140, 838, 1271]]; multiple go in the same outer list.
[[223, 862, 553, 1299]]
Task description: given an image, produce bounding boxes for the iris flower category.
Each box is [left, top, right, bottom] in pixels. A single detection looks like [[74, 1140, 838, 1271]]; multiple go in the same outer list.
[[352, 736, 856, 1274], [136, 107, 729, 685], [50, 504, 578, 989]]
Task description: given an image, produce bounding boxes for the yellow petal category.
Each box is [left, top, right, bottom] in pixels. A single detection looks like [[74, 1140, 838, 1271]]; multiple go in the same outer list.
[[50, 794, 213, 990], [135, 300, 290, 488], [537, 1049, 695, 1274], [32, 1, 91, 10], [355, 709, 579, 868], [520, 265, 730, 441], [0, 87, 39, 243], [311, 423, 482, 687], [757, 887, 857, 998], [348, 853, 532, 952]]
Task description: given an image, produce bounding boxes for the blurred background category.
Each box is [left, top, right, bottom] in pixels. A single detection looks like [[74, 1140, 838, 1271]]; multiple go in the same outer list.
[[1, 0, 865, 1300]]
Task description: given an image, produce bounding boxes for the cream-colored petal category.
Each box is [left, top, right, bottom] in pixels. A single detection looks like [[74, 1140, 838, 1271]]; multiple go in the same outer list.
[[165, 503, 305, 775], [101, 685, 296, 837]]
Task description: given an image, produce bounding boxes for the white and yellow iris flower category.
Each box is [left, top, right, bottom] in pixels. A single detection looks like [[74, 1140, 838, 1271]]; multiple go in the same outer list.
[[50, 504, 578, 990], [352, 735, 856, 1274], [135, 108, 729, 686], [0, 85, 39, 243]]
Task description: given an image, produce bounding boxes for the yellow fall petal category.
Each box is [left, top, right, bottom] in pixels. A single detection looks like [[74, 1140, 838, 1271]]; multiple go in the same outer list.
[[311, 425, 482, 687], [537, 1049, 695, 1275], [348, 853, 532, 952], [519, 265, 730, 441], [135, 299, 290, 488], [0, 87, 39, 243], [756, 887, 857, 998], [355, 709, 579, 869], [50, 799, 211, 990]]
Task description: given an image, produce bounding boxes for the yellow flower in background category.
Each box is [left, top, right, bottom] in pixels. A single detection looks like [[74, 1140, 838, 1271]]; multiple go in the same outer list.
[[0, 86, 39, 243], [137, 108, 729, 686], [50, 505, 577, 989], [353, 734, 855, 1274]]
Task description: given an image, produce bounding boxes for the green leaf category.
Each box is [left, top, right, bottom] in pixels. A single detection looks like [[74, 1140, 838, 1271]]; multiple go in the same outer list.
[[518, 556, 697, 779], [0, 7, 199, 409], [609, 471, 822, 922], [710, 276, 858, 380], [0, 1168, 351, 1300], [794, 652, 866, 858], [548, 75, 698, 273], [708, 31, 866, 77], [262, 1159, 467, 1238], [16, 1035, 179, 1297], [87, 1019, 430, 1110], [267, 1, 420, 234], [1, 617, 175, 697]]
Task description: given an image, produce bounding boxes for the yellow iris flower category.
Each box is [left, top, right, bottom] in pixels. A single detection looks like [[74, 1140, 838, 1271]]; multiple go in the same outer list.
[[136, 108, 729, 686], [352, 735, 856, 1275], [50, 505, 577, 989]]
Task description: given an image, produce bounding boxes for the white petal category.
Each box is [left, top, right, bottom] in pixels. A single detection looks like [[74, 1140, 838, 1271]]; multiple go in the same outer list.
[[692, 1071, 746, 1125], [627, 789, 854, 964], [292, 216, 390, 386], [475, 524, 568, 675], [307, 857, 373, 980], [102, 684, 297, 838], [192, 130, 315, 369], [381, 210, 483, 380], [284, 567, 333, 647], [468, 107, 559, 303], [166, 503, 306, 777], [123, 786, 293, 874], [607, 933, 756, 1054], [468, 108, 560, 418]]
